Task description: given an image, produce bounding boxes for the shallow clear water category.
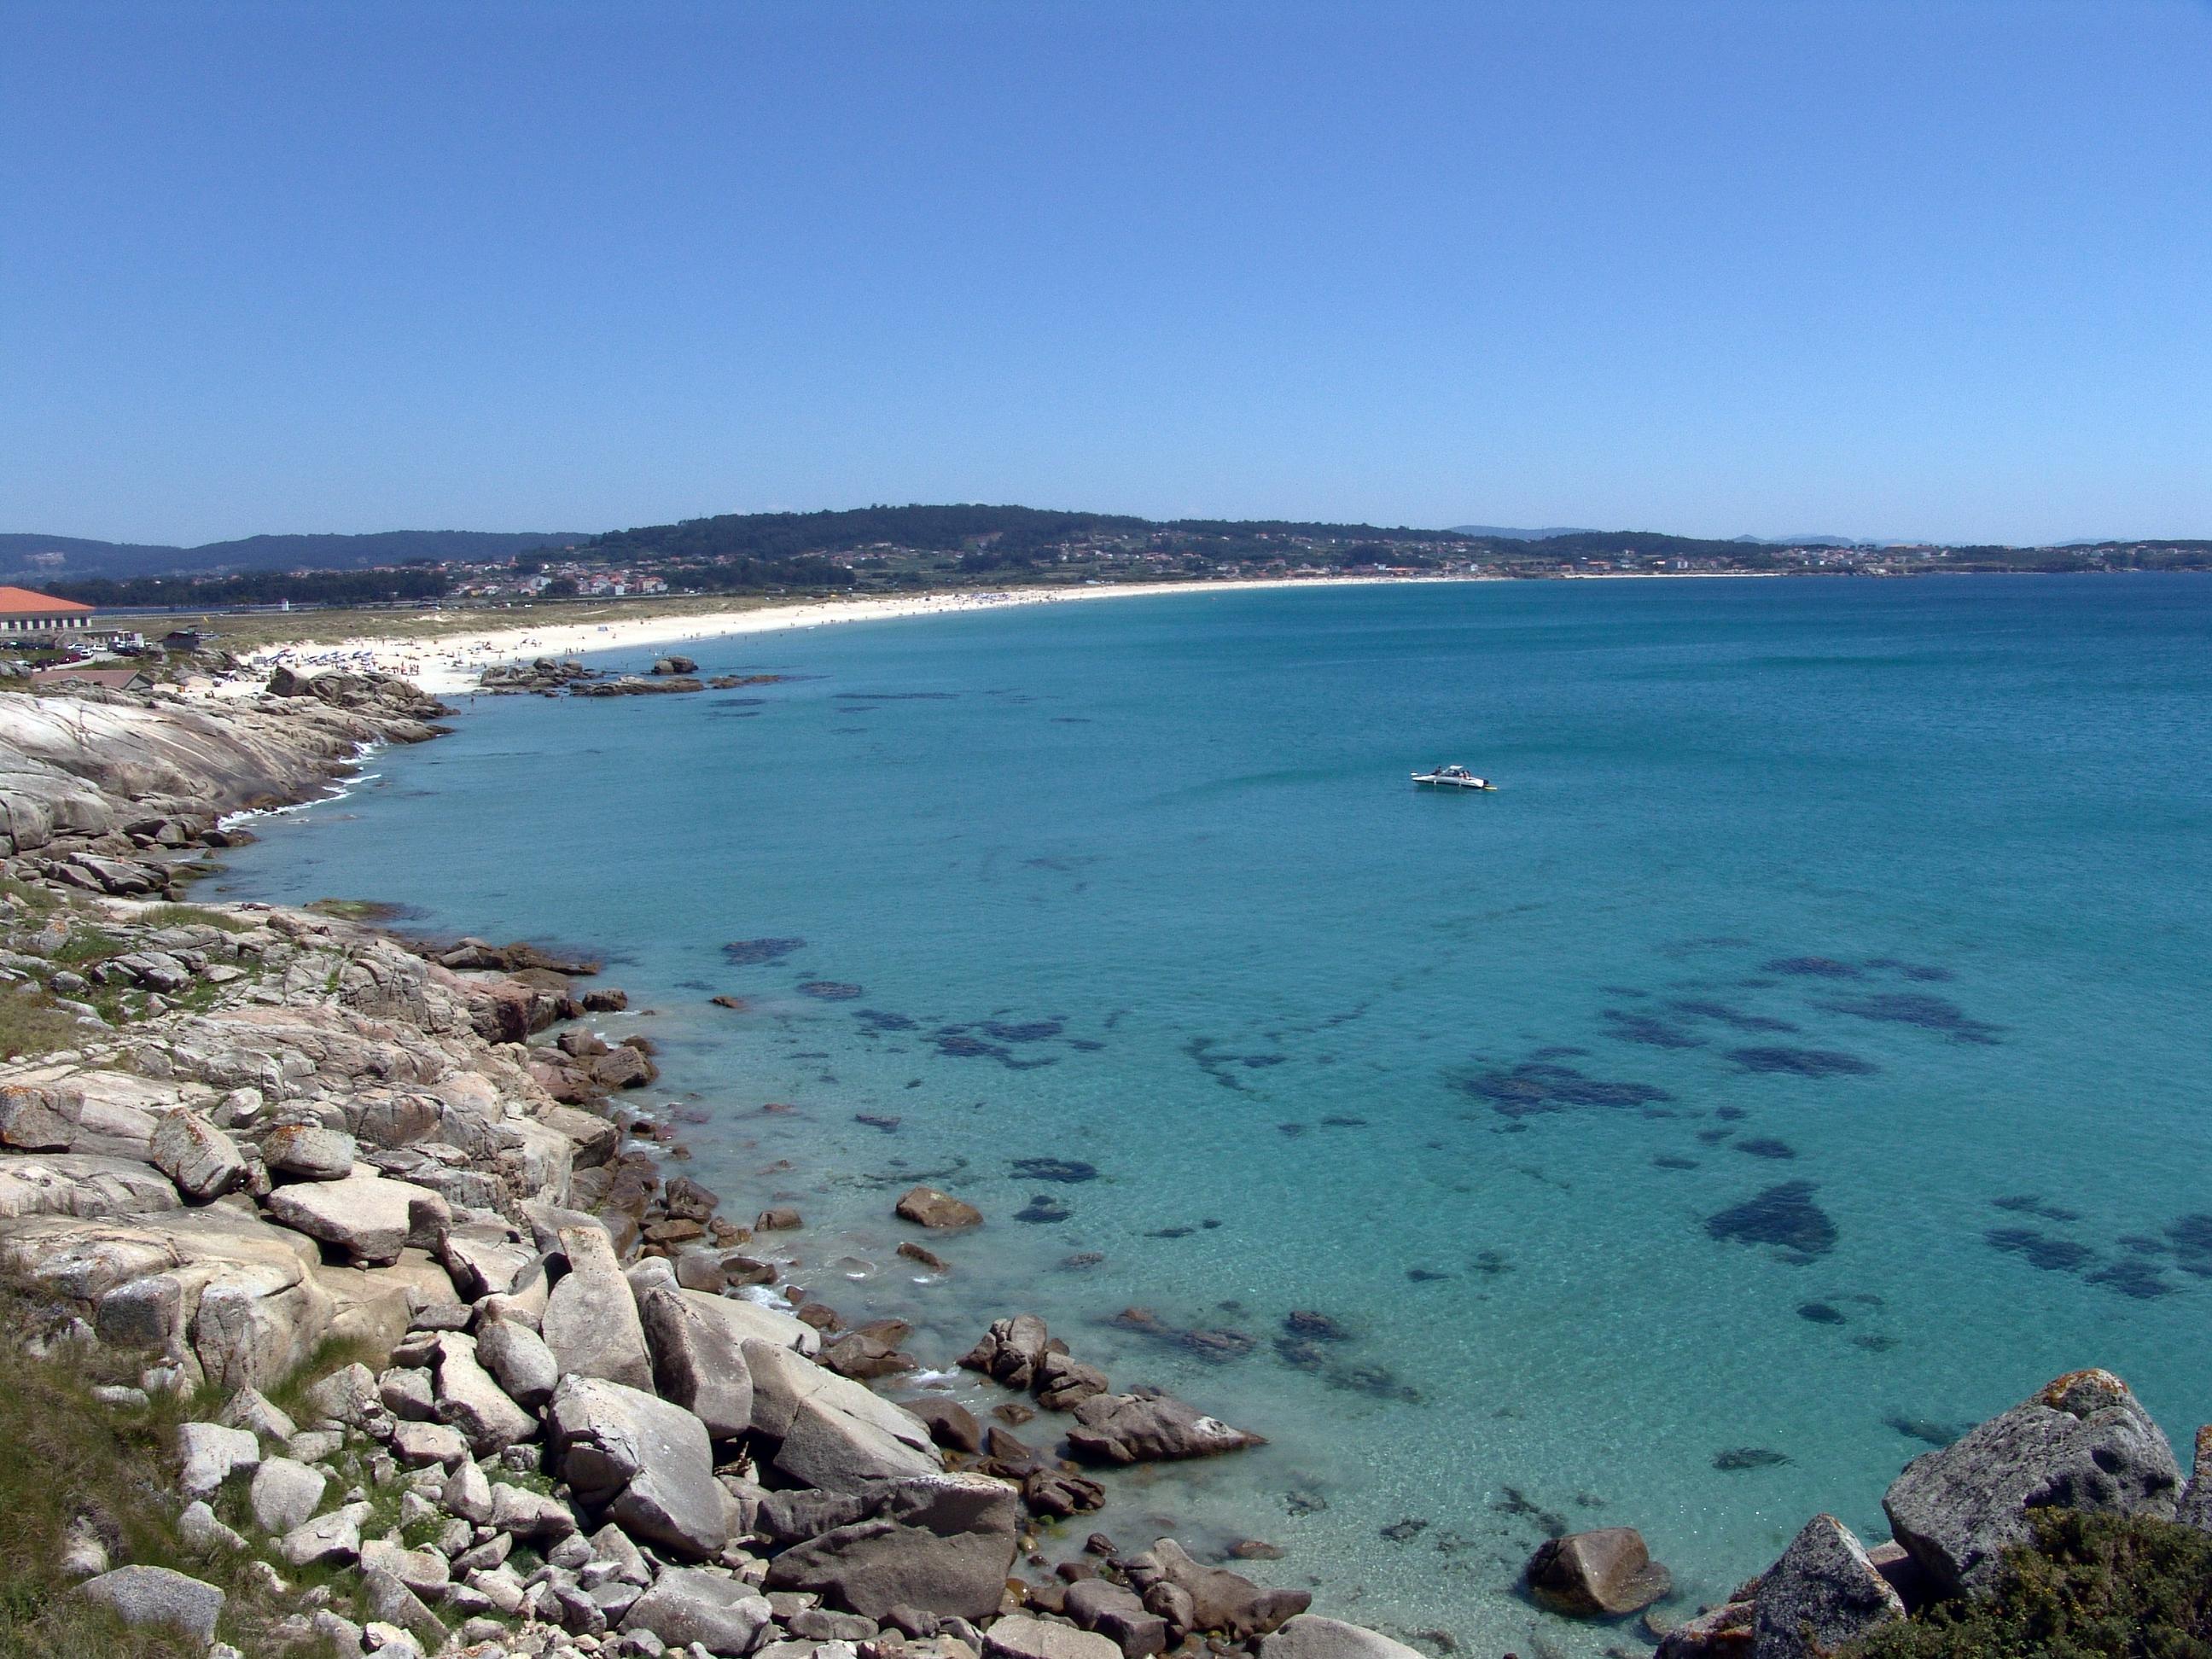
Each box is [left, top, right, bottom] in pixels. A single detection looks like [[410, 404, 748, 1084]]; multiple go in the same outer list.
[[217, 575, 2212, 1654]]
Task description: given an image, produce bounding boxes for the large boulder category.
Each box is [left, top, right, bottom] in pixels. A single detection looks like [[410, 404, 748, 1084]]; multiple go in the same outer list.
[[764, 1473, 1021, 1620], [541, 1223, 653, 1389], [1067, 1390, 1263, 1465], [249, 1456, 329, 1534], [546, 1374, 728, 1559], [264, 1172, 447, 1266], [262, 1123, 356, 1181], [742, 1336, 940, 1492], [1752, 1514, 1904, 1659], [1883, 1369, 2180, 1595], [620, 1568, 774, 1656], [1260, 1616, 1427, 1659], [149, 1109, 247, 1202], [79, 1565, 224, 1645], [1064, 1576, 1173, 1657], [430, 1332, 535, 1453], [476, 1314, 559, 1410], [987, 1615, 1123, 1659], [1524, 1528, 1672, 1618], [640, 1285, 756, 1439]]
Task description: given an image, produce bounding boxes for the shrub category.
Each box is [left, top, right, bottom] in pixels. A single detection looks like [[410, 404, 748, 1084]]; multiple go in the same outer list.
[[1845, 1509, 2212, 1659]]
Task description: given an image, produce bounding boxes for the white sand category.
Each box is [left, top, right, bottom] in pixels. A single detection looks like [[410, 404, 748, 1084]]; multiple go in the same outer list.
[[239, 576, 1463, 696]]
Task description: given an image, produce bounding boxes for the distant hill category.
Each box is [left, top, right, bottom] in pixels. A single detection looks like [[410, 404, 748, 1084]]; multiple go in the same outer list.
[[1447, 524, 1594, 540], [0, 529, 586, 582]]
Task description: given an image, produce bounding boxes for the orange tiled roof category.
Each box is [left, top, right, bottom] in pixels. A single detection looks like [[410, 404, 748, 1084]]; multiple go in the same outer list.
[[0, 585, 95, 615]]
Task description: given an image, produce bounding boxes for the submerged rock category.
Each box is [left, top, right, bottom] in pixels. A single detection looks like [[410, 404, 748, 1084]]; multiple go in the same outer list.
[[1525, 1527, 1672, 1617], [895, 1185, 982, 1229]]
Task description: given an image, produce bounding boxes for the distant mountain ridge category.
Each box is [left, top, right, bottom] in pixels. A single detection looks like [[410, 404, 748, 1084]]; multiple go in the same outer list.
[[1447, 524, 1594, 540], [0, 529, 585, 582]]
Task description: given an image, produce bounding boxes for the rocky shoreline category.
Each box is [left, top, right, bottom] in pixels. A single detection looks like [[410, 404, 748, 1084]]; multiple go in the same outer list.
[[3, 670, 2208, 1659]]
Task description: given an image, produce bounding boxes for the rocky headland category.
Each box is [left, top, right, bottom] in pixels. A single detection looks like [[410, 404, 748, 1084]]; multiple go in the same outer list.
[[2, 672, 2208, 1659]]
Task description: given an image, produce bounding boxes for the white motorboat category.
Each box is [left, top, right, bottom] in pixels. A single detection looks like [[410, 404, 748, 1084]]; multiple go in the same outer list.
[[1412, 764, 1494, 791]]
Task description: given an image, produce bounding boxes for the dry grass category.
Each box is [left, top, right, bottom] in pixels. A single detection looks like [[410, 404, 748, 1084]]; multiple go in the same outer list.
[[134, 591, 798, 653], [0, 983, 88, 1062]]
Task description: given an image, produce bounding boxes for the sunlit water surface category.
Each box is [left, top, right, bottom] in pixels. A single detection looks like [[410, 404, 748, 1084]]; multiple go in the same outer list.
[[217, 576, 2212, 1655]]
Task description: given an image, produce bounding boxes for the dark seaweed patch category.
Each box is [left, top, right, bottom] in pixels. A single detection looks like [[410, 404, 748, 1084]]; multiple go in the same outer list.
[[1714, 1447, 1790, 1471], [1886, 1416, 1960, 1448], [1985, 1227, 2095, 1272], [2164, 1214, 2212, 1275], [853, 1009, 917, 1032], [1990, 1194, 2081, 1224], [980, 1019, 1064, 1044], [723, 937, 806, 965], [1014, 1195, 1071, 1225], [836, 691, 958, 701], [1714, 1106, 1747, 1121], [1797, 1302, 1845, 1324], [1734, 1138, 1797, 1160], [1011, 1158, 1097, 1184], [1866, 958, 1955, 982], [1455, 1061, 1673, 1118], [1067, 1038, 1105, 1052], [1406, 1267, 1450, 1283], [1728, 1045, 1879, 1077], [1651, 1154, 1699, 1170], [797, 981, 864, 1001], [1852, 1334, 1900, 1352], [1705, 1181, 1837, 1260], [1819, 992, 2000, 1045], [2087, 1260, 2174, 1300], [1761, 957, 1864, 978], [1669, 998, 1801, 1034], [1600, 1010, 1705, 1049]]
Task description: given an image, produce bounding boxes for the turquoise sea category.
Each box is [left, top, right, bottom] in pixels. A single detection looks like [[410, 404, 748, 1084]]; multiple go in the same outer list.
[[218, 575, 2212, 1654]]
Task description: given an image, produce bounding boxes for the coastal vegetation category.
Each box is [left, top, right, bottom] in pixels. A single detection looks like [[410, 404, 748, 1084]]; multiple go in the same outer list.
[[1844, 1510, 2212, 1658]]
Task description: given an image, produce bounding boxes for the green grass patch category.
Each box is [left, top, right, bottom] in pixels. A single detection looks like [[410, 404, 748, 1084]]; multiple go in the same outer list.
[[137, 905, 253, 935], [1845, 1509, 2212, 1659], [0, 878, 59, 916], [49, 928, 128, 969], [0, 983, 89, 1062]]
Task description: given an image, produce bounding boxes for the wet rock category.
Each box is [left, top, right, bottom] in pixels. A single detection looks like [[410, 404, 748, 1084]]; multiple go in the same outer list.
[[1883, 1368, 2180, 1595], [959, 1314, 1051, 1389], [1750, 1513, 1904, 1659], [1033, 1350, 1110, 1412], [547, 1374, 730, 1560], [650, 656, 700, 675], [1063, 1577, 1170, 1657], [1260, 1615, 1426, 1659], [897, 1186, 982, 1230], [1119, 1538, 1310, 1639], [1067, 1391, 1264, 1465], [1023, 1468, 1106, 1519], [899, 1241, 950, 1272], [756, 1206, 804, 1231], [909, 1397, 982, 1452], [1524, 1528, 1672, 1617], [79, 1564, 225, 1645]]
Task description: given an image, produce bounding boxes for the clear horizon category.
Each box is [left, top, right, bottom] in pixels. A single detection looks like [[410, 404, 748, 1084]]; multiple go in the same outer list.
[[4, 2, 2208, 546]]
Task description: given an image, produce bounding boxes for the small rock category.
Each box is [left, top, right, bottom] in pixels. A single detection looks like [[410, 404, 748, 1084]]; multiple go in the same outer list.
[[1526, 1528, 1672, 1618], [895, 1187, 981, 1230]]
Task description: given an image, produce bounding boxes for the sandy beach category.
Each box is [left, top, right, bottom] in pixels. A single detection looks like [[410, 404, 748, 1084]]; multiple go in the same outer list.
[[236, 575, 1448, 696]]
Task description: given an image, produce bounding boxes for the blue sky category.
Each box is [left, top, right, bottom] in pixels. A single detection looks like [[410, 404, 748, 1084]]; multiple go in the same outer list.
[[3, 1, 2208, 544]]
